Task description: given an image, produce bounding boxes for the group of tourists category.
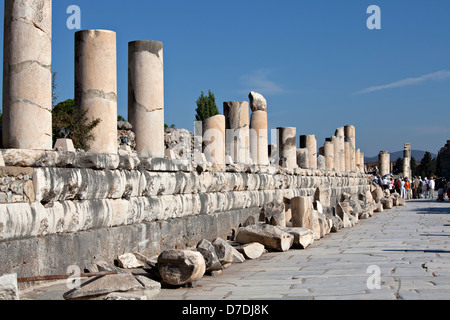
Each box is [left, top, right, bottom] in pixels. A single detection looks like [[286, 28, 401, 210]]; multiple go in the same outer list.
[[373, 176, 450, 201]]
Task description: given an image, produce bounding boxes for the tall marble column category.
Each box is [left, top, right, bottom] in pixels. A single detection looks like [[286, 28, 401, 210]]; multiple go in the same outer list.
[[344, 125, 356, 172], [249, 92, 269, 165], [223, 101, 249, 164], [300, 135, 317, 170], [278, 127, 297, 169], [360, 152, 365, 174], [332, 136, 340, 172], [403, 143, 411, 178], [128, 40, 164, 158], [203, 115, 226, 169], [75, 30, 117, 154], [2, 0, 52, 150], [335, 127, 346, 172], [378, 151, 390, 176]]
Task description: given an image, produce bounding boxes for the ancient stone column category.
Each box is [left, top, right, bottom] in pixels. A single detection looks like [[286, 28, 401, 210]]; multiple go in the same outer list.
[[278, 127, 297, 169], [75, 30, 117, 154], [2, 0, 52, 150], [296, 148, 309, 169], [344, 141, 351, 171], [403, 143, 411, 179], [128, 40, 164, 158], [223, 101, 249, 164], [332, 136, 340, 172], [300, 135, 317, 170], [344, 125, 356, 172], [249, 92, 269, 165], [203, 115, 226, 169], [323, 139, 334, 171], [355, 148, 361, 173], [378, 151, 390, 176], [335, 127, 346, 172], [360, 152, 365, 174]]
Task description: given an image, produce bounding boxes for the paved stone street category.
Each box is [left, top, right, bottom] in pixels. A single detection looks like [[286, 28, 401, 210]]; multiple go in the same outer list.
[[155, 199, 450, 300], [19, 198, 449, 300]]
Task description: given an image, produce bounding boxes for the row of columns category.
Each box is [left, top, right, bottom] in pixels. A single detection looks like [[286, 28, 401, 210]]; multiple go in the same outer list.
[[2, 0, 166, 156], [1, 0, 367, 175]]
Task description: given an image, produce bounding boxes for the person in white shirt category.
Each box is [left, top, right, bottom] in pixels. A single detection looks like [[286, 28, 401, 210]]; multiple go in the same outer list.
[[422, 177, 428, 199], [428, 177, 435, 199]]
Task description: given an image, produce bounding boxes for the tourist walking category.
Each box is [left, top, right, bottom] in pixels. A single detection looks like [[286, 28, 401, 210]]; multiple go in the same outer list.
[[422, 178, 428, 199], [429, 177, 435, 199]]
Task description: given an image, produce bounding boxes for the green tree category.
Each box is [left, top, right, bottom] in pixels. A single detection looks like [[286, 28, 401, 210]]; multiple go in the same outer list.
[[417, 152, 435, 178], [411, 157, 418, 177], [52, 99, 101, 151], [195, 90, 219, 121], [392, 157, 403, 175], [117, 115, 126, 121], [435, 151, 442, 177]]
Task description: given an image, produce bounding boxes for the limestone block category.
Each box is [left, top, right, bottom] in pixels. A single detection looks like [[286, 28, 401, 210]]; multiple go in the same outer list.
[[291, 196, 313, 229], [157, 249, 206, 286], [54, 139, 75, 152], [236, 242, 265, 259], [260, 200, 286, 227], [63, 274, 144, 300], [249, 91, 267, 112], [277, 226, 314, 249], [196, 239, 223, 273], [212, 238, 234, 267], [235, 223, 294, 252], [0, 273, 19, 300], [117, 253, 145, 269]]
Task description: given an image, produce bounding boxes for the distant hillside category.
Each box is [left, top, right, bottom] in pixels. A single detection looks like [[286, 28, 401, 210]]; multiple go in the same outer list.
[[365, 150, 437, 163]]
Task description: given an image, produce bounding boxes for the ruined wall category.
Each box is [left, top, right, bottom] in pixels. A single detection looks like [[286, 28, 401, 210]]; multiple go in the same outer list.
[[0, 148, 370, 278]]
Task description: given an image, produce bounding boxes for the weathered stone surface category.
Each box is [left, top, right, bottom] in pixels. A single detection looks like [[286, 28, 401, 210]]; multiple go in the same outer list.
[[157, 249, 206, 286], [63, 274, 143, 300], [0, 273, 19, 300], [235, 223, 294, 252], [249, 91, 267, 112], [75, 29, 118, 154], [128, 40, 165, 158], [314, 187, 331, 207], [223, 101, 250, 164], [212, 238, 234, 267], [2, 0, 52, 150], [381, 198, 393, 209], [300, 135, 317, 170], [236, 242, 265, 259], [291, 196, 313, 229], [231, 247, 246, 263], [260, 200, 286, 227], [278, 127, 297, 169], [336, 203, 354, 228], [103, 292, 147, 300], [276, 226, 314, 249], [196, 239, 223, 273], [250, 110, 269, 166], [117, 252, 145, 269]]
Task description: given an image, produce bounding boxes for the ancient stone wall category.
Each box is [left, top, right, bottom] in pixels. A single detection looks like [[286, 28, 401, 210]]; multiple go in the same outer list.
[[0, 148, 370, 278]]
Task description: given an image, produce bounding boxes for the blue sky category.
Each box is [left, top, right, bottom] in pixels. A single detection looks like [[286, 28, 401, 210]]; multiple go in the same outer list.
[[1, 0, 449, 158]]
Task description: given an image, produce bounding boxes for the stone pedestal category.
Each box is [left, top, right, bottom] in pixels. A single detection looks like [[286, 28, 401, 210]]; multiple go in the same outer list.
[[278, 127, 297, 169], [344, 125, 356, 172], [335, 127, 346, 172], [128, 40, 164, 158], [223, 101, 249, 164], [379, 151, 390, 176], [249, 92, 269, 166], [296, 148, 309, 169], [203, 115, 226, 169], [300, 135, 317, 170], [75, 30, 118, 154], [2, 0, 52, 150]]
